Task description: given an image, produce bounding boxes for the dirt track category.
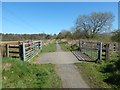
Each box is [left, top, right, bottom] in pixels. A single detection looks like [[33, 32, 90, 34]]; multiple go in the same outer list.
[[37, 41, 89, 88]]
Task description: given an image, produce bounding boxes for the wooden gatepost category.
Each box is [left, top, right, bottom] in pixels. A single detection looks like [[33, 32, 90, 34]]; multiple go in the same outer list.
[[102, 43, 109, 61]]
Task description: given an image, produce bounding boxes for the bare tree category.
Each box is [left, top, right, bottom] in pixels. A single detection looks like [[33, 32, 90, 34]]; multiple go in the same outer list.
[[76, 12, 114, 38]]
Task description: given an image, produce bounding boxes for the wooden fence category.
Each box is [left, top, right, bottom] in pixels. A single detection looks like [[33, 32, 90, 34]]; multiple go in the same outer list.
[[67, 39, 120, 61], [80, 42, 120, 60], [4, 40, 42, 61]]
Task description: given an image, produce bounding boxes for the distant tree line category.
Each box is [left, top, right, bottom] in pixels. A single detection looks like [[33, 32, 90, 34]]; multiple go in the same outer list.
[[1, 12, 119, 42], [1, 33, 53, 41]]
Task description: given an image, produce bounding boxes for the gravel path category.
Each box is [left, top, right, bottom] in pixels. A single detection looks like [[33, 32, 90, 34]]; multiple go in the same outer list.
[[37, 41, 89, 88]]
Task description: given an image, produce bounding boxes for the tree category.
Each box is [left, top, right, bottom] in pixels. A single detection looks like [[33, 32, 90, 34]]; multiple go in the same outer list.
[[56, 30, 72, 39], [2, 33, 54, 41], [76, 12, 114, 38], [45, 34, 52, 39], [53, 34, 57, 39], [72, 29, 81, 39], [111, 30, 120, 42]]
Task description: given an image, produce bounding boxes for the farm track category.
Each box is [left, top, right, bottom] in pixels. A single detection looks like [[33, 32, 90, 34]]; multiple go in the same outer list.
[[37, 41, 89, 88]]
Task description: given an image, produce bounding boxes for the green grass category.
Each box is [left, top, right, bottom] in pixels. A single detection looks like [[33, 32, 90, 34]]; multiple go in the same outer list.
[[2, 57, 62, 88], [29, 40, 57, 63], [75, 62, 112, 88], [75, 58, 120, 89], [41, 41, 56, 53], [82, 49, 98, 60], [59, 42, 71, 51], [59, 42, 79, 51], [109, 52, 119, 60]]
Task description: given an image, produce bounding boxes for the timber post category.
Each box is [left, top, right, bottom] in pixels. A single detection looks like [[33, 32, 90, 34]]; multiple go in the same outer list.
[[105, 43, 109, 61], [6, 44, 9, 57]]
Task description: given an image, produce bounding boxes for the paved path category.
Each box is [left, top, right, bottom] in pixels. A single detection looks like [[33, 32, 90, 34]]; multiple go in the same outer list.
[[37, 41, 89, 88]]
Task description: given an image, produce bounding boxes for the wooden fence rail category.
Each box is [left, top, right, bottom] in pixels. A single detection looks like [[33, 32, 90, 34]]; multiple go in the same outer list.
[[67, 39, 120, 61], [80, 40, 119, 61], [5, 40, 42, 61]]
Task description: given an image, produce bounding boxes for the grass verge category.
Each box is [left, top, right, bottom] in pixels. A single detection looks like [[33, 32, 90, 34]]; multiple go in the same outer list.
[[41, 40, 56, 53], [59, 42, 71, 51], [29, 40, 56, 63], [2, 57, 62, 88], [74, 62, 112, 88], [59, 42, 79, 51]]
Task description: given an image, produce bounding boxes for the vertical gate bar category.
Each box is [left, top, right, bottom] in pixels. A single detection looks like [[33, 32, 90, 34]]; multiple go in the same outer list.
[[98, 42, 102, 60], [22, 42, 26, 61]]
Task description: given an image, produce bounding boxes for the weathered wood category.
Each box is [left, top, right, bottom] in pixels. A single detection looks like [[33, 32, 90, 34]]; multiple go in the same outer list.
[[9, 51, 20, 54], [102, 43, 110, 61], [9, 45, 19, 48], [19, 44, 23, 60], [105, 44, 109, 61], [11, 56, 20, 58], [102, 49, 106, 52], [6, 44, 9, 57], [3, 40, 42, 61]]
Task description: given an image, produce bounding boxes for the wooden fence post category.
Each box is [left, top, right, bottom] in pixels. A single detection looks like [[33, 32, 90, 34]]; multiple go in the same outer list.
[[97, 42, 102, 60], [79, 40, 81, 51], [38, 41, 40, 50], [6, 44, 9, 57], [32, 41, 35, 54], [113, 43, 116, 52], [118, 43, 120, 52], [105, 44, 109, 61], [81, 41, 84, 53], [30, 41, 33, 58], [40, 40, 42, 50], [19, 44, 22, 60]]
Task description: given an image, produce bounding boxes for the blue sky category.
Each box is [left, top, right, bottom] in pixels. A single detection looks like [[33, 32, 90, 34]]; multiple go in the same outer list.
[[2, 2, 118, 34]]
